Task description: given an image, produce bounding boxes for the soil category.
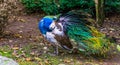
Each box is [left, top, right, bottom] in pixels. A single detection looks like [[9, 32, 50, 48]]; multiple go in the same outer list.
[[0, 1, 120, 65], [0, 13, 120, 65], [0, 14, 41, 45]]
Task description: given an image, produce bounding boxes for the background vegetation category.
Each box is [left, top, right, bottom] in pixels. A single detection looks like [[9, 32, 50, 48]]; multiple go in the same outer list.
[[0, 0, 9, 37], [0, 0, 120, 65], [21, 0, 120, 15]]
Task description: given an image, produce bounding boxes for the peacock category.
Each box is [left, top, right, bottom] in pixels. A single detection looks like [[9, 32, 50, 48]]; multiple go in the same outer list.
[[38, 10, 113, 55]]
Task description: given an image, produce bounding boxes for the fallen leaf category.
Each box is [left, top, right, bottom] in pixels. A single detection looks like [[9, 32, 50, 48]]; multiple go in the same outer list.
[[19, 19, 26, 22], [58, 64, 65, 65], [117, 45, 120, 51], [30, 52, 35, 56], [20, 26, 24, 28], [34, 57, 42, 61], [45, 60, 49, 64], [25, 57, 32, 61], [59, 59, 63, 62], [14, 34, 22, 38], [39, 62, 43, 65], [64, 59, 71, 63], [12, 47, 19, 50], [9, 40, 13, 43], [39, 43, 44, 46], [43, 47, 48, 50], [19, 31, 23, 33]]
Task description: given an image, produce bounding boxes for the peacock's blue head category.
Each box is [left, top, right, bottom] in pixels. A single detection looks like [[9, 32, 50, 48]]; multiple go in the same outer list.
[[38, 17, 55, 35]]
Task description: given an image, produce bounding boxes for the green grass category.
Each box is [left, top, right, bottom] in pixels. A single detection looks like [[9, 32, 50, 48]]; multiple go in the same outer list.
[[0, 43, 119, 65], [0, 45, 14, 58], [0, 44, 76, 65], [0, 43, 64, 65], [18, 61, 38, 65]]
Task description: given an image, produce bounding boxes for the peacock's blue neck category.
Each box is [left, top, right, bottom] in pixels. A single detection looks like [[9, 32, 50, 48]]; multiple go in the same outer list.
[[38, 17, 53, 35]]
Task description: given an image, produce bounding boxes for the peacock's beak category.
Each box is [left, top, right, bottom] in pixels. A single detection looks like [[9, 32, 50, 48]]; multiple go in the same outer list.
[[49, 21, 56, 30], [50, 26, 55, 30]]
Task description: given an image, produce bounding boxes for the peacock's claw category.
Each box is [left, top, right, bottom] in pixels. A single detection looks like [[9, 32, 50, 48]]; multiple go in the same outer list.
[[51, 45, 59, 56], [48, 52, 57, 56], [53, 51, 59, 55]]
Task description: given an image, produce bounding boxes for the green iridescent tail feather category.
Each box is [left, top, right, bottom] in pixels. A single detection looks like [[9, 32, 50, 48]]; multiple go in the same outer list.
[[58, 10, 114, 55]]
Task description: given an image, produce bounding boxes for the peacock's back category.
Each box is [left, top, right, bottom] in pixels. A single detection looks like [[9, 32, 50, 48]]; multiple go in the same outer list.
[[57, 10, 113, 55]]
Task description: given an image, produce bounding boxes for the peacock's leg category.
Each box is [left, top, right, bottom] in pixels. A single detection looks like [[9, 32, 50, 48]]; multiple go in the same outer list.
[[54, 45, 59, 55], [48, 44, 59, 56]]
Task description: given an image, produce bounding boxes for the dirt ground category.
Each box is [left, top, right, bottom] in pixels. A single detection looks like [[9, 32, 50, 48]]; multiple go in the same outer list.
[[0, 2, 120, 65], [0, 1, 120, 64]]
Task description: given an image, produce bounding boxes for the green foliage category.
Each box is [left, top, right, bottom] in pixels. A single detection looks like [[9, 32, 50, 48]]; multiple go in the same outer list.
[[59, 0, 120, 15], [21, 0, 59, 15], [21, 0, 120, 15], [59, 0, 95, 14], [105, 0, 120, 13]]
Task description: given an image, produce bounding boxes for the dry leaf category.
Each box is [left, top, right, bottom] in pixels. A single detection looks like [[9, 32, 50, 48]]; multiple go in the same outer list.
[[64, 59, 71, 63], [25, 57, 32, 61], [117, 45, 120, 52], [45, 60, 49, 64], [58, 64, 65, 65], [19, 19, 26, 22], [34, 57, 42, 61], [12, 47, 19, 50], [30, 52, 35, 56], [9, 40, 13, 43], [14, 34, 22, 38], [39, 62, 43, 65]]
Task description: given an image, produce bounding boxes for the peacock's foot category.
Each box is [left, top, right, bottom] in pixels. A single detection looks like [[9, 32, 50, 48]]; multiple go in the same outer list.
[[48, 52, 58, 56], [50, 45, 59, 56], [48, 49, 59, 56]]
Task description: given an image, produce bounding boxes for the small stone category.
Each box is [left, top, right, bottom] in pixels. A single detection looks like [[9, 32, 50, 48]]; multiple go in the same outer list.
[[19, 19, 26, 22], [110, 28, 115, 31], [20, 26, 24, 28], [30, 52, 35, 55], [25, 57, 32, 61], [12, 47, 19, 50], [109, 31, 113, 33], [43, 51, 47, 54], [59, 59, 63, 61], [64, 59, 71, 63], [106, 18, 109, 20], [0, 56, 19, 65], [58, 64, 65, 65], [29, 38, 32, 41], [43, 47, 48, 50], [70, 59, 73, 61], [9, 40, 13, 43], [40, 43, 44, 45], [19, 31, 23, 33]]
